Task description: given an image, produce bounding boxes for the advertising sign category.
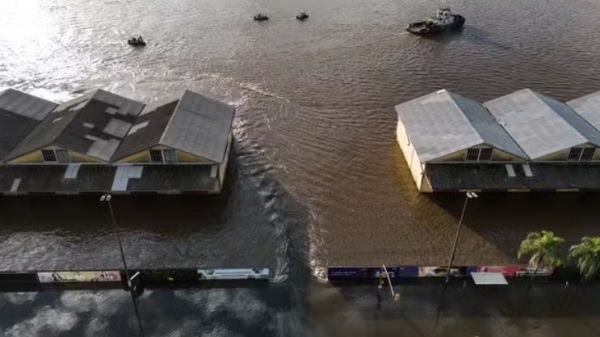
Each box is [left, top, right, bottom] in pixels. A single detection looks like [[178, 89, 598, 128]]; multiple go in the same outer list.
[[418, 266, 470, 277], [37, 271, 122, 283]]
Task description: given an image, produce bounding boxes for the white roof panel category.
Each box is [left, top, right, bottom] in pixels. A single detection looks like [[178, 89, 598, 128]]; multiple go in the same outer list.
[[160, 91, 235, 163], [567, 91, 600, 137], [484, 89, 588, 159], [0, 89, 56, 121], [396, 90, 526, 162], [471, 272, 508, 285]]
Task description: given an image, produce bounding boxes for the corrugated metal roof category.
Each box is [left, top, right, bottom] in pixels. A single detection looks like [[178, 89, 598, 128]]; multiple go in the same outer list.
[[0, 89, 57, 161], [567, 91, 600, 135], [484, 89, 588, 160], [0, 89, 57, 121], [537, 93, 600, 146], [111, 100, 178, 161], [94, 89, 143, 117], [160, 90, 235, 163], [449, 92, 527, 159], [395, 90, 525, 162], [7, 90, 144, 162]]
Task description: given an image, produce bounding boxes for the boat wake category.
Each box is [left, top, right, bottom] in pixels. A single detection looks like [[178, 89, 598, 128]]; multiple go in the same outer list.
[[238, 82, 290, 103]]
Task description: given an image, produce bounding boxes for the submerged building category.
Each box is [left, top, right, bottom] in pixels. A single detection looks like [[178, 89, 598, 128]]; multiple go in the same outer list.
[[396, 89, 600, 192], [0, 88, 234, 195]]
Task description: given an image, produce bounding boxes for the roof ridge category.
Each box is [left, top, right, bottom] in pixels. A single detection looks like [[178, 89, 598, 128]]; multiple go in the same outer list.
[[529, 89, 589, 142], [449, 91, 529, 159], [444, 91, 486, 145], [157, 94, 184, 145]]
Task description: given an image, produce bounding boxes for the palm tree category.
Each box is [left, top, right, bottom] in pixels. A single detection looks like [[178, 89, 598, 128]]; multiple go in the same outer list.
[[569, 237, 600, 282], [518, 231, 564, 285]]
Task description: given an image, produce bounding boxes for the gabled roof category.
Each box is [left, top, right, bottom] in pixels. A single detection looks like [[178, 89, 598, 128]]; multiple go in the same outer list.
[[395, 89, 526, 162], [0, 89, 57, 121], [161, 91, 235, 163], [7, 90, 144, 162], [112, 100, 178, 160], [567, 90, 600, 134], [484, 89, 589, 160], [537, 92, 600, 146], [0, 89, 57, 160], [113, 90, 235, 163]]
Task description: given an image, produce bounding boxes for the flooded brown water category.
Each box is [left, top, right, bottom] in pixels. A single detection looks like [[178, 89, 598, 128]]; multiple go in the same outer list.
[[2, 0, 600, 335]]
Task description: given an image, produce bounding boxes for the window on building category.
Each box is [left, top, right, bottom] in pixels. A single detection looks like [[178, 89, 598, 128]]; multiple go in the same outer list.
[[466, 148, 479, 161], [466, 148, 493, 161], [150, 149, 163, 162], [42, 149, 57, 162], [479, 148, 493, 161], [568, 147, 583, 161], [163, 149, 178, 163], [581, 147, 595, 161], [55, 149, 71, 163]]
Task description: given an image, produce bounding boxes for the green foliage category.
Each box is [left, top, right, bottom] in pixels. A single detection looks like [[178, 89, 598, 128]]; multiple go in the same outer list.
[[518, 230, 564, 269], [569, 237, 600, 282]]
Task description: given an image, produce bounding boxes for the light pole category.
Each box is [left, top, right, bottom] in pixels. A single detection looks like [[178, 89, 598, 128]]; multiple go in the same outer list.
[[100, 193, 146, 337], [381, 264, 401, 301], [444, 191, 478, 284]]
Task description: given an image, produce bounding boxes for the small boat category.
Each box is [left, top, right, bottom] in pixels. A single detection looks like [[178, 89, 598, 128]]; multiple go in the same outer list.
[[296, 11, 309, 21], [254, 14, 269, 21], [128, 36, 146, 47], [406, 7, 465, 35], [197, 268, 270, 280]]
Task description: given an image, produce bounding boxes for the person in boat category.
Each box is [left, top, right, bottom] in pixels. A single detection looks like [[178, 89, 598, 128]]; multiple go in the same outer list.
[[297, 11, 309, 20]]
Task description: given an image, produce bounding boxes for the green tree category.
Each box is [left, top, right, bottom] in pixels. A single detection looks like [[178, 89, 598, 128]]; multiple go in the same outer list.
[[569, 237, 600, 282], [518, 230, 565, 275]]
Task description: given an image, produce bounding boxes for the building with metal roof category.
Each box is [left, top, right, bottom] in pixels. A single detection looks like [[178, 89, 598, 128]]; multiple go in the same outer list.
[[567, 90, 600, 137], [0, 89, 57, 162], [114, 90, 235, 163], [484, 89, 600, 161], [396, 88, 600, 192], [0, 88, 235, 195], [395, 89, 527, 191], [6, 89, 144, 163], [112, 90, 235, 189]]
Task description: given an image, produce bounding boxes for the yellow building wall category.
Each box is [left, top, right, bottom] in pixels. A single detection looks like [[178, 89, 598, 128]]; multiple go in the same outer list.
[[396, 119, 424, 191], [434, 150, 467, 162], [537, 148, 570, 161], [535, 143, 600, 161], [492, 149, 525, 162], [9, 146, 103, 164], [117, 146, 214, 163], [218, 131, 234, 189], [176, 150, 212, 163], [117, 150, 151, 163], [9, 150, 44, 163], [535, 144, 595, 161], [68, 150, 102, 163], [431, 147, 523, 162]]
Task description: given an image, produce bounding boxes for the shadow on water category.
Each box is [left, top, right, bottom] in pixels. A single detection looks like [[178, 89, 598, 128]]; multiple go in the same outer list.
[[417, 26, 512, 52], [427, 193, 600, 263], [415, 28, 466, 43], [462, 25, 513, 51], [311, 281, 600, 337], [0, 149, 252, 235], [0, 172, 315, 337], [0, 137, 315, 336]]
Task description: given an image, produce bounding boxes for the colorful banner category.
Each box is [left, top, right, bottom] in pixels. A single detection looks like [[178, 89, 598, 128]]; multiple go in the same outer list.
[[327, 265, 554, 280], [418, 266, 470, 277], [37, 271, 121, 283], [478, 265, 553, 277]]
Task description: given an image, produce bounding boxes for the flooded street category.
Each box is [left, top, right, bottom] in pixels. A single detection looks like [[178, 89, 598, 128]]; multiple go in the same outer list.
[[2, 0, 600, 335]]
